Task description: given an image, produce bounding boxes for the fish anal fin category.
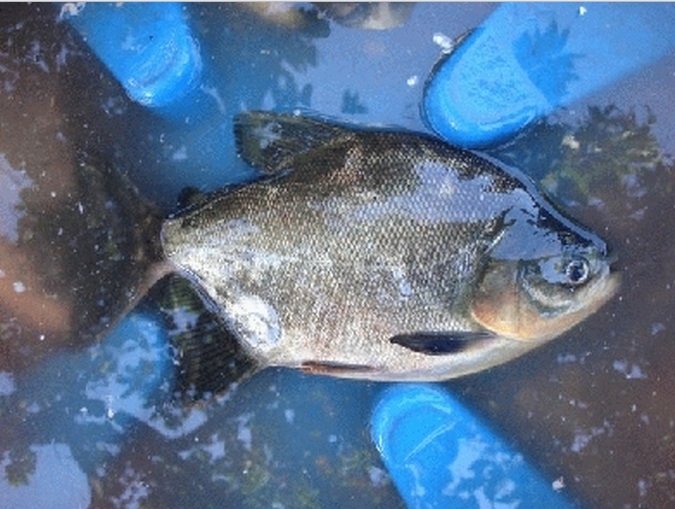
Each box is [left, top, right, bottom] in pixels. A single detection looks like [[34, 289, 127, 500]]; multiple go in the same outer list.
[[301, 360, 378, 377], [390, 331, 496, 356]]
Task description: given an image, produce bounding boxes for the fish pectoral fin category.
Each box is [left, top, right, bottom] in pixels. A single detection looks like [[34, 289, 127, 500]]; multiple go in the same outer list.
[[301, 360, 379, 376], [389, 331, 497, 356]]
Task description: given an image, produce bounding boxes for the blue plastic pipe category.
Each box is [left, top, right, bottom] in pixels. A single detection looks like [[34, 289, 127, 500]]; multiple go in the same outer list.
[[371, 384, 575, 509], [62, 2, 203, 114], [423, 3, 675, 148]]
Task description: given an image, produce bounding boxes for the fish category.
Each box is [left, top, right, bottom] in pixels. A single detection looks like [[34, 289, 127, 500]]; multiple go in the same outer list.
[[160, 111, 620, 388]]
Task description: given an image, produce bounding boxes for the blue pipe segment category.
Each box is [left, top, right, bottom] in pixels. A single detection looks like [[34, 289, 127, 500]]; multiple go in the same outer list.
[[423, 3, 675, 148], [371, 384, 575, 509], [62, 2, 202, 111]]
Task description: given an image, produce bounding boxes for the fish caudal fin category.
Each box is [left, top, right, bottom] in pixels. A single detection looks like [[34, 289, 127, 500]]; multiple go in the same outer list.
[[146, 274, 259, 401], [234, 111, 351, 174]]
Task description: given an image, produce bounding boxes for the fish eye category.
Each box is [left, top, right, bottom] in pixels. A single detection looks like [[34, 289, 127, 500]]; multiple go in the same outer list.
[[564, 257, 590, 286]]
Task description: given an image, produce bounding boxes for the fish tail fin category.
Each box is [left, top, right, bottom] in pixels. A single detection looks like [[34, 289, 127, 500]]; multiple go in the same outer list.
[[234, 111, 351, 174], [144, 274, 259, 402]]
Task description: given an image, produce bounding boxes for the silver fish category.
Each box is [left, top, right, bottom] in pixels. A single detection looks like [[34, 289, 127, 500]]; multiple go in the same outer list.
[[162, 111, 620, 383]]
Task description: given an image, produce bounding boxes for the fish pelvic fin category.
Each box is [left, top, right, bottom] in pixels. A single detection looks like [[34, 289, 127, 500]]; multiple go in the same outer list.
[[234, 111, 351, 174], [390, 331, 497, 356], [147, 274, 260, 402]]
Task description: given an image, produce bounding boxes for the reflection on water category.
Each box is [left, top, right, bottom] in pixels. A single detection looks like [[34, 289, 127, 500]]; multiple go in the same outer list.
[[512, 20, 580, 104], [1, 3, 674, 508]]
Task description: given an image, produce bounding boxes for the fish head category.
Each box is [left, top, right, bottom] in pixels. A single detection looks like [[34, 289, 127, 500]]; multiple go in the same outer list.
[[470, 202, 620, 343]]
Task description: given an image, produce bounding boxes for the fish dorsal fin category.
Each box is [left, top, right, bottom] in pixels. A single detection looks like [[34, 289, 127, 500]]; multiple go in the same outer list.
[[146, 274, 259, 401], [390, 331, 497, 356], [234, 111, 351, 174]]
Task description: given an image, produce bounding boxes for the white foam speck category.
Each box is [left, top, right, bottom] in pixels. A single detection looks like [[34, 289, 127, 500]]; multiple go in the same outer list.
[[612, 359, 647, 379], [432, 32, 454, 52], [59, 2, 86, 19]]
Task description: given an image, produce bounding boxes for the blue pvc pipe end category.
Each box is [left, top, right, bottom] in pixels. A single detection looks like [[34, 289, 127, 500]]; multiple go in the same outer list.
[[423, 3, 675, 148], [371, 384, 575, 508], [63, 2, 202, 110]]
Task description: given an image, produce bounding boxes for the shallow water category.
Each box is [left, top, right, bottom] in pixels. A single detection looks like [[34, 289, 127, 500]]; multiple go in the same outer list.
[[1, 3, 674, 508]]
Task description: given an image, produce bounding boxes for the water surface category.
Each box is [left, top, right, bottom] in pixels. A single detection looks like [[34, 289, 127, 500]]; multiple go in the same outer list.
[[1, 3, 674, 508]]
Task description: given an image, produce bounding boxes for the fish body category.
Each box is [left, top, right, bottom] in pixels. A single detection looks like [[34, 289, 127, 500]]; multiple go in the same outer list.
[[162, 112, 619, 382]]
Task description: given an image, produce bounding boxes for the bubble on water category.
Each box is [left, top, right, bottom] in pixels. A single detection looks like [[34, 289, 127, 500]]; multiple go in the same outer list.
[[432, 32, 454, 53]]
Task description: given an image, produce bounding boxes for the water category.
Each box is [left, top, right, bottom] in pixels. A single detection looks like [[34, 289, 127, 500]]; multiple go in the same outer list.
[[1, 3, 674, 508]]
